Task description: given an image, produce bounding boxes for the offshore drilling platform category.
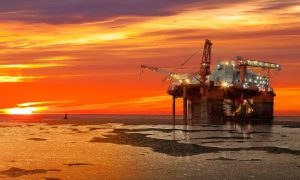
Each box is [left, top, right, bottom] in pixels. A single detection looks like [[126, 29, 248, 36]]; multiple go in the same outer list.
[[141, 39, 281, 124]]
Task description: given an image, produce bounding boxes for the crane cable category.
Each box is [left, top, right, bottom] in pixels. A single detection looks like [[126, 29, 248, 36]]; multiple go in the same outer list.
[[141, 48, 202, 81], [174, 48, 202, 72]]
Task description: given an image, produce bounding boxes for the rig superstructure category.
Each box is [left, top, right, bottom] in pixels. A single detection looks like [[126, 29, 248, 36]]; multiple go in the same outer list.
[[141, 39, 281, 124]]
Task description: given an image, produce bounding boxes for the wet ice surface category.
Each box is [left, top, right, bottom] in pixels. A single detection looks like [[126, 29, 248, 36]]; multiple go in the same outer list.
[[0, 121, 299, 179]]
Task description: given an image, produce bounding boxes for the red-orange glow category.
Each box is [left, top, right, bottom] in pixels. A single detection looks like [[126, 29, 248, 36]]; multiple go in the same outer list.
[[274, 88, 300, 116], [0, 1, 298, 115]]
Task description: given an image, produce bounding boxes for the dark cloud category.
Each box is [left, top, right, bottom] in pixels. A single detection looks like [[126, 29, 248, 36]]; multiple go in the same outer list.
[[139, 26, 300, 42], [0, 0, 248, 24], [256, 0, 300, 11]]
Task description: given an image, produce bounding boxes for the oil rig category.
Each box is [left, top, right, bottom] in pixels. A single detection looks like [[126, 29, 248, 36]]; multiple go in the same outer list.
[[141, 39, 281, 124]]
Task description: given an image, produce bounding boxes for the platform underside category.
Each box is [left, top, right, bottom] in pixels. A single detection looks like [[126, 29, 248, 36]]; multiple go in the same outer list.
[[168, 85, 275, 124]]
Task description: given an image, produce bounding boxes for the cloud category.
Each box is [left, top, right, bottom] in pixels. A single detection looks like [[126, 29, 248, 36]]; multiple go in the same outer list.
[[0, 63, 65, 69], [18, 100, 72, 107], [0, 96, 172, 114], [0, 75, 45, 82], [52, 95, 171, 112], [255, 0, 300, 11], [0, 0, 249, 24], [133, 25, 300, 46], [0, 100, 73, 114], [163, 27, 300, 41]]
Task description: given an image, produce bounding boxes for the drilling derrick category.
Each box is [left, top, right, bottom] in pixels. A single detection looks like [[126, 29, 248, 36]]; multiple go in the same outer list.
[[200, 39, 213, 96]]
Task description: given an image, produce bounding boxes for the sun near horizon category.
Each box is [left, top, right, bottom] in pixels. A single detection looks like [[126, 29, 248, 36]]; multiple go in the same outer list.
[[5, 107, 36, 115], [3, 106, 47, 115]]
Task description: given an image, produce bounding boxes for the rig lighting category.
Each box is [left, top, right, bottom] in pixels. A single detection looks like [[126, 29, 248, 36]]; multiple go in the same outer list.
[[221, 82, 229, 88], [243, 83, 249, 89]]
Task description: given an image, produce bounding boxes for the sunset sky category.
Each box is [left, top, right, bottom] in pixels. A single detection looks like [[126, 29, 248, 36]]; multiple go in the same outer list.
[[0, 0, 299, 115]]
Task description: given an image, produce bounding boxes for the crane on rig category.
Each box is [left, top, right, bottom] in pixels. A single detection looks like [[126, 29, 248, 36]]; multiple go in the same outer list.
[[140, 65, 200, 85], [140, 40, 210, 86], [140, 65, 175, 76], [140, 39, 282, 123], [236, 56, 281, 85], [141, 39, 281, 93]]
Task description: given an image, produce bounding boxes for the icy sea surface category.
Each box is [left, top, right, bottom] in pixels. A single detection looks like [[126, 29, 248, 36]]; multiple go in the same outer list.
[[0, 115, 299, 179]]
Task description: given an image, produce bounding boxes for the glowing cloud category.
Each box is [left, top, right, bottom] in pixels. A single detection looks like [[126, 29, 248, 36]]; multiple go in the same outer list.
[[54, 95, 172, 113], [0, 63, 65, 69], [18, 101, 72, 107], [1, 100, 72, 115], [38, 56, 74, 61], [0, 76, 44, 82]]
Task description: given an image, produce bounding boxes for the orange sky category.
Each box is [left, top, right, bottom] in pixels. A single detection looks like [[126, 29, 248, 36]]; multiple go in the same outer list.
[[0, 0, 299, 115]]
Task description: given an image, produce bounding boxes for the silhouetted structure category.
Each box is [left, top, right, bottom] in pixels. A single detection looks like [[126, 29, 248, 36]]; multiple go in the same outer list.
[[64, 113, 68, 119], [142, 39, 281, 124]]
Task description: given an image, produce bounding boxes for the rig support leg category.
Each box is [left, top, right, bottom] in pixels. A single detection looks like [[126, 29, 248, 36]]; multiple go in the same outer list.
[[232, 98, 237, 120], [183, 85, 188, 124], [172, 95, 176, 127]]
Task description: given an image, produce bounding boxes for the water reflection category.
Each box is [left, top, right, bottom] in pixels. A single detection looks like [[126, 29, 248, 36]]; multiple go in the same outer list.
[[173, 120, 273, 142], [224, 120, 273, 139], [89, 120, 300, 157]]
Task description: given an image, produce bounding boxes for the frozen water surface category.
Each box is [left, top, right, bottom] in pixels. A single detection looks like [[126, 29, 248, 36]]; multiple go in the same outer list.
[[0, 115, 299, 179]]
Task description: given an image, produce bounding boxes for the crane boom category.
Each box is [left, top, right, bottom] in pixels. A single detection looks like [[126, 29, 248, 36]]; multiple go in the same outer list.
[[140, 64, 198, 83], [236, 56, 281, 84], [140, 65, 174, 75], [237, 56, 281, 70]]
